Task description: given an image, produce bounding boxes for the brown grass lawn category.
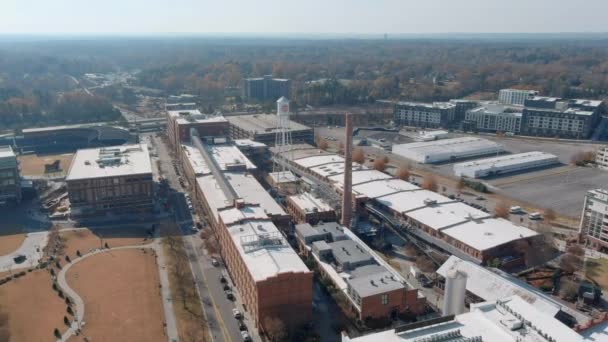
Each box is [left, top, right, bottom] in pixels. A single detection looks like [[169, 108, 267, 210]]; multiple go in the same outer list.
[[0, 270, 66, 342], [59, 227, 153, 259], [66, 248, 165, 342], [585, 258, 608, 291], [0, 233, 26, 256], [18, 153, 74, 177]]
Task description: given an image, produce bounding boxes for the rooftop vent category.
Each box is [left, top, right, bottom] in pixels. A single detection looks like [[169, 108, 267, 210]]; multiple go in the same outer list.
[[424, 199, 437, 206]]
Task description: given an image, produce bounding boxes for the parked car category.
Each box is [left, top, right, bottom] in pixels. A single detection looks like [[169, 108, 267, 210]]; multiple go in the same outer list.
[[219, 275, 227, 283], [226, 291, 235, 300], [211, 258, 219, 267], [241, 331, 251, 341], [232, 308, 242, 319], [239, 321, 248, 331], [223, 284, 231, 291]]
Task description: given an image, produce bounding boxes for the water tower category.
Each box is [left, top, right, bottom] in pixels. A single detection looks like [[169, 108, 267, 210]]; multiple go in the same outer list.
[[272, 97, 295, 190]]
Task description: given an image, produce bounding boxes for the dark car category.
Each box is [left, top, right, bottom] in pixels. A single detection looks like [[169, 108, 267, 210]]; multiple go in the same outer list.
[[239, 321, 248, 331], [226, 291, 235, 300], [419, 275, 433, 288], [220, 276, 227, 283]]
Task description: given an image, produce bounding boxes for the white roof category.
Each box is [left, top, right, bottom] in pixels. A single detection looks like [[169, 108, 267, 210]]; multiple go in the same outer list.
[[345, 295, 582, 342], [168, 109, 229, 125], [224, 173, 286, 217], [294, 154, 345, 168], [288, 192, 334, 213], [66, 144, 151, 181], [329, 169, 392, 187], [392, 137, 504, 163], [407, 202, 490, 230], [268, 171, 298, 184], [182, 144, 211, 176], [454, 151, 558, 173], [310, 162, 366, 178], [0, 145, 15, 159], [234, 139, 267, 148], [442, 218, 537, 251], [196, 175, 232, 222], [208, 145, 257, 171], [436, 256, 563, 317], [352, 178, 420, 198], [219, 207, 309, 281], [376, 189, 452, 214]]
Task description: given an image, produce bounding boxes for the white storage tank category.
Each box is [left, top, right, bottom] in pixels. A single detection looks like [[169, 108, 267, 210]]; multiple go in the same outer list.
[[443, 269, 467, 316]]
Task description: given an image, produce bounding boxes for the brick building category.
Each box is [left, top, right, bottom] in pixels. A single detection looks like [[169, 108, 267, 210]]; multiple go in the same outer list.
[[286, 192, 336, 224]]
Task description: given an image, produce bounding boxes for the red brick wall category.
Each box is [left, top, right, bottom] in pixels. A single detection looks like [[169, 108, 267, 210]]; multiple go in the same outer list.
[[257, 272, 313, 330], [359, 288, 422, 320], [177, 121, 230, 142]]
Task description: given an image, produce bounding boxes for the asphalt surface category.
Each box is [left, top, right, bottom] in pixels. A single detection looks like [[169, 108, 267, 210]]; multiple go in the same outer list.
[[150, 132, 254, 342]]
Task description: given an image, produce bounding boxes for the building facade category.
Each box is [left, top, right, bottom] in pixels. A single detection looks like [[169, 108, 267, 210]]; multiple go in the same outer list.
[[464, 105, 523, 134], [596, 146, 608, 171], [394, 102, 456, 128], [242, 75, 291, 102], [166, 106, 230, 153], [579, 189, 608, 251], [521, 97, 604, 139], [498, 89, 539, 106], [286, 192, 336, 224], [66, 144, 154, 216], [0, 146, 21, 204], [226, 114, 314, 146]]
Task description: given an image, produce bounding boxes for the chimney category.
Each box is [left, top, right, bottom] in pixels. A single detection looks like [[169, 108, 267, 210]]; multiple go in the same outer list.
[[341, 113, 353, 228]]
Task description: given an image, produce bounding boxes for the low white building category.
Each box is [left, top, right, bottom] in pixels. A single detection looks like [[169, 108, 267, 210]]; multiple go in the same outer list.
[[453, 151, 560, 178], [392, 137, 504, 164]]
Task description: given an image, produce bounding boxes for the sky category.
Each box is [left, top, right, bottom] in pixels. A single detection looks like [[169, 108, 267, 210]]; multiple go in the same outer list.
[[2, 0, 608, 35]]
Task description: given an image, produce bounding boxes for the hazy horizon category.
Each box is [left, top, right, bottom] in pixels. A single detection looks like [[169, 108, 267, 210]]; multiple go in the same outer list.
[[3, 0, 608, 35]]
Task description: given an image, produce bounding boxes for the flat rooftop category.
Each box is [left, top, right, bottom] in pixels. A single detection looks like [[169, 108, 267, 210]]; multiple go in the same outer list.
[[288, 192, 334, 214], [395, 101, 456, 110], [219, 206, 309, 282], [66, 144, 152, 181], [181, 144, 212, 176], [0, 145, 15, 159], [454, 151, 559, 171], [406, 202, 491, 230], [394, 137, 503, 155], [467, 103, 523, 116], [352, 178, 420, 199], [226, 114, 311, 134], [21, 122, 111, 134], [268, 171, 298, 184], [376, 189, 452, 214], [168, 109, 229, 125], [208, 145, 257, 171], [224, 172, 285, 217], [233, 139, 267, 148], [442, 218, 537, 252]]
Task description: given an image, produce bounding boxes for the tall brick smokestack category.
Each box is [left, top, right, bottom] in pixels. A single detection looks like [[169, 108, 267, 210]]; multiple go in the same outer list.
[[341, 113, 353, 228]]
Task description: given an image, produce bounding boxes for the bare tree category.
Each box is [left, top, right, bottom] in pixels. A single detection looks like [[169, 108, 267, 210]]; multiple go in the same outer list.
[[373, 158, 386, 171], [543, 208, 557, 222], [415, 255, 436, 273], [352, 148, 365, 164], [421, 175, 438, 192], [396, 167, 410, 181], [494, 201, 510, 219], [457, 177, 466, 193], [264, 316, 288, 342], [316, 136, 328, 150], [560, 280, 578, 302]]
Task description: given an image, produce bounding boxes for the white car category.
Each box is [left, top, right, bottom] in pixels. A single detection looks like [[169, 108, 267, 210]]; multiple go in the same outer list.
[[232, 308, 242, 319], [241, 331, 251, 342], [211, 258, 219, 267]]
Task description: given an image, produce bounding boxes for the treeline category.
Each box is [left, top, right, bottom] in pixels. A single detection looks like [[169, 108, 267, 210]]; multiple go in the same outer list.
[[0, 91, 121, 129]]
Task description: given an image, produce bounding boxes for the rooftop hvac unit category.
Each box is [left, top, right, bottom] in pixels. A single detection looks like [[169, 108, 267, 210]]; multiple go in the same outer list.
[[424, 199, 437, 206]]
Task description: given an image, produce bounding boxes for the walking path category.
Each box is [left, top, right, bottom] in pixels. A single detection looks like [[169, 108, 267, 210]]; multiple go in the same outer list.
[[56, 241, 179, 342], [0, 231, 49, 273]]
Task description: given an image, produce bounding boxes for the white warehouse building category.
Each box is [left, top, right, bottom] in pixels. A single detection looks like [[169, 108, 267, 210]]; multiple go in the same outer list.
[[392, 137, 505, 164], [453, 151, 560, 178]]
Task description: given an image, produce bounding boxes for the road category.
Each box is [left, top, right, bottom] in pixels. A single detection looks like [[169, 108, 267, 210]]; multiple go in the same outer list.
[[150, 132, 254, 342]]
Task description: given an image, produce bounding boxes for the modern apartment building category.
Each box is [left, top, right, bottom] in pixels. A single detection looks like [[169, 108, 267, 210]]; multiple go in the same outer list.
[[242, 75, 291, 101], [166, 105, 230, 153], [579, 189, 608, 251], [596, 146, 608, 171], [521, 97, 604, 139], [394, 101, 456, 128], [498, 89, 539, 106], [66, 144, 154, 216], [464, 104, 523, 134], [296, 222, 424, 321], [0, 145, 21, 204]]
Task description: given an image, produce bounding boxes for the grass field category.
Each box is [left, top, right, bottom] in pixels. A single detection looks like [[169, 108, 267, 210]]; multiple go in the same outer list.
[[0, 233, 26, 256], [18, 153, 74, 177], [66, 248, 165, 342], [58, 227, 153, 259], [0, 270, 66, 342]]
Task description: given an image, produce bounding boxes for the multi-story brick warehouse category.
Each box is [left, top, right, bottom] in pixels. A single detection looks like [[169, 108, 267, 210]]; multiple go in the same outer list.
[[166, 105, 230, 153], [181, 134, 312, 330], [296, 222, 424, 321], [226, 114, 315, 146], [579, 189, 608, 251], [242, 75, 291, 102], [0, 145, 21, 204], [286, 192, 336, 224], [521, 97, 604, 139], [66, 144, 153, 216], [394, 101, 456, 128]]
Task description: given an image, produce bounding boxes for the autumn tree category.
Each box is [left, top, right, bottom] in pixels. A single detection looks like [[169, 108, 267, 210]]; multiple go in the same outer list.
[[317, 138, 329, 150], [543, 208, 557, 222], [352, 148, 365, 164], [514, 224, 556, 267], [373, 158, 386, 171], [421, 175, 438, 192], [457, 177, 466, 193], [494, 201, 510, 219], [396, 166, 410, 181], [415, 255, 436, 273]]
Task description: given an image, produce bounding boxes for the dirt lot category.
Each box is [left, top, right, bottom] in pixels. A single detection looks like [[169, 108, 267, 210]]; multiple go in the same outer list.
[[0, 270, 66, 342], [18, 153, 74, 177], [58, 227, 153, 258], [66, 248, 165, 342], [0, 233, 26, 256]]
